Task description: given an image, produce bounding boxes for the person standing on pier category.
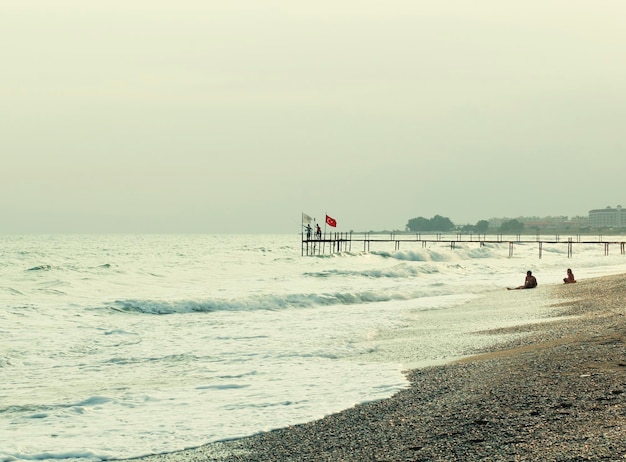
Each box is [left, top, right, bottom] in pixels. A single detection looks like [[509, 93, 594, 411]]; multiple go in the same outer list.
[[305, 224, 312, 239], [508, 270, 538, 290], [316, 224, 322, 239]]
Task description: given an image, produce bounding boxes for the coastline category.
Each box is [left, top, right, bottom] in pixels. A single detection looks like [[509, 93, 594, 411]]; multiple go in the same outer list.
[[136, 273, 626, 461]]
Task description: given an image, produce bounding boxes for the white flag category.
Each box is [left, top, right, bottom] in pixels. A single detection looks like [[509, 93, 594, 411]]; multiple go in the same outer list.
[[302, 213, 312, 224]]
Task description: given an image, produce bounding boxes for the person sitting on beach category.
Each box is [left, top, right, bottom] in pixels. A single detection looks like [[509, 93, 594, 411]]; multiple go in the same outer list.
[[508, 270, 538, 290], [563, 268, 576, 284]]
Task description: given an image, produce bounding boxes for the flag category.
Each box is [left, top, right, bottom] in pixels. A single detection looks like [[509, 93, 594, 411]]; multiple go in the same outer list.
[[325, 215, 337, 227], [302, 213, 312, 224]]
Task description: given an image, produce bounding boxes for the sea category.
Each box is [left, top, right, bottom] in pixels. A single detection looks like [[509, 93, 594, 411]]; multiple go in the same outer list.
[[2, 233, 626, 462]]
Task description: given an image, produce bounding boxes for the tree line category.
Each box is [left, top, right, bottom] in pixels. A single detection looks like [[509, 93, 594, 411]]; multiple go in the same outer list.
[[406, 215, 523, 233]]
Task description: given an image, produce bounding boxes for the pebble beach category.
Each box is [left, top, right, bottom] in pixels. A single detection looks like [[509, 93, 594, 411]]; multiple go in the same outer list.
[[137, 273, 626, 462]]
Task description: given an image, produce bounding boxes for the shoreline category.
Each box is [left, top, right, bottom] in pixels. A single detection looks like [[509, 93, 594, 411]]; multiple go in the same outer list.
[[136, 274, 626, 461]]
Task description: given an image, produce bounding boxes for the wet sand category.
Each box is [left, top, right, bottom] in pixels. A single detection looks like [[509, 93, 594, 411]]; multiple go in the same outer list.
[[137, 273, 626, 461]]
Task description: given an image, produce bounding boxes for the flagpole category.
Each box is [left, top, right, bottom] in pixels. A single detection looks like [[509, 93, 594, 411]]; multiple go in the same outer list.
[[313, 218, 315, 255], [322, 212, 326, 253]]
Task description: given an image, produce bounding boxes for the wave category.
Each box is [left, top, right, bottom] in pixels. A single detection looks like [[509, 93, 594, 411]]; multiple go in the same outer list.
[[107, 287, 463, 315], [26, 264, 56, 271], [1, 449, 103, 462], [372, 244, 502, 262], [1, 287, 25, 296], [25, 262, 114, 273], [0, 396, 114, 418], [305, 263, 438, 279]]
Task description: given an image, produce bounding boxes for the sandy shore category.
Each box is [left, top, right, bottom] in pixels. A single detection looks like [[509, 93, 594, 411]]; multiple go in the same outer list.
[[137, 274, 626, 462]]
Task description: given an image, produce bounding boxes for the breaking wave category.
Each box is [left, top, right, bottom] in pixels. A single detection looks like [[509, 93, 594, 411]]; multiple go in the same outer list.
[[107, 286, 465, 315], [372, 244, 502, 262]]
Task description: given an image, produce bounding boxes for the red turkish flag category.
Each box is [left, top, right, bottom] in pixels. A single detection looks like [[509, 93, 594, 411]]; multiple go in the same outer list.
[[325, 215, 337, 227]]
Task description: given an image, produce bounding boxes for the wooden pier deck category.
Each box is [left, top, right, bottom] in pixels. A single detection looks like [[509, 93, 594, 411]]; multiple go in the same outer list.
[[301, 232, 626, 258]]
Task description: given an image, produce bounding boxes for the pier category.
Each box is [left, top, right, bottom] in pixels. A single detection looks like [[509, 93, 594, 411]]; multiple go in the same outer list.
[[301, 232, 626, 258]]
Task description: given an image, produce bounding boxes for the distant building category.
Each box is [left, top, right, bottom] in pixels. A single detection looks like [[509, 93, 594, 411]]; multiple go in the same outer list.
[[568, 215, 590, 228], [486, 215, 590, 232], [522, 216, 569, 229], [588, 205, 626, 228]]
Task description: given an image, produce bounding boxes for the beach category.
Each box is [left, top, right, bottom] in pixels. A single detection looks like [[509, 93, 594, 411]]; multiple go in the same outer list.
[[137, 273, 626, 462]]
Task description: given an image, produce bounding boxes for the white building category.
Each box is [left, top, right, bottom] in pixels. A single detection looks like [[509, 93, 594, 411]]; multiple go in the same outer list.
[[588, 205, 626, 228]]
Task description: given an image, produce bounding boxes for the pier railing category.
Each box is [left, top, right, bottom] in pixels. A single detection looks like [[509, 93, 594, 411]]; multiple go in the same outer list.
[[301, 231, 626, 258]]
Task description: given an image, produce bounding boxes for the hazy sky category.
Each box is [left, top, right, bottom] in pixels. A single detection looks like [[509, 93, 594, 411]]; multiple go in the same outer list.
[[2, 1, 625, 233]]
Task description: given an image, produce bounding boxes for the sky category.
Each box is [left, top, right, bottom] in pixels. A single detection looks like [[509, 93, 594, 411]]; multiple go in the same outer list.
[[2, 1, 625, 233]]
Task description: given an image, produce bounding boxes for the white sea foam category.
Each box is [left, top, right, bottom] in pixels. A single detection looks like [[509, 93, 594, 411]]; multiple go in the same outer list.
[[1, 234, 625, 461]]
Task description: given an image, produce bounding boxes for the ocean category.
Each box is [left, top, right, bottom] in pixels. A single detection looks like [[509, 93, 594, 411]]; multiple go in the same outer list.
[[2, 233, 626, 461]]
